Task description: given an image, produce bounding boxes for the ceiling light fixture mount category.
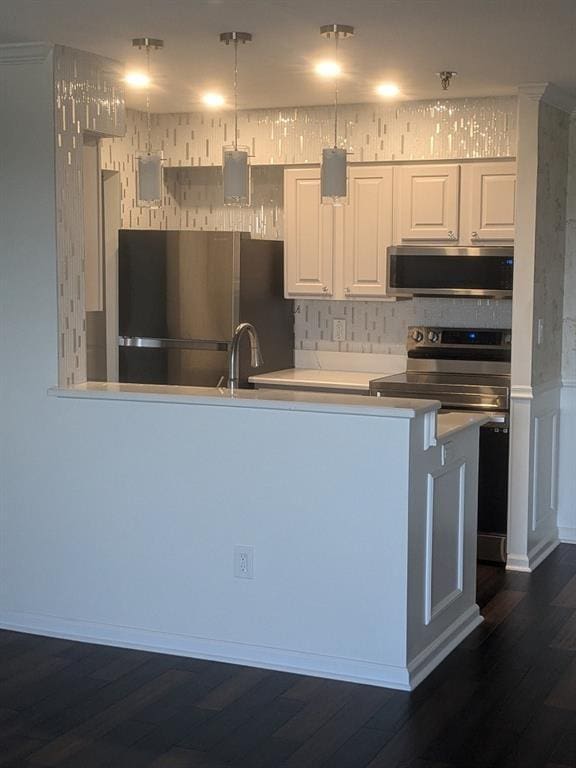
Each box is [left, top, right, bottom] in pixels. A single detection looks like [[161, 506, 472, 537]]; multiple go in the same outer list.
[[319, 23, 354, 203], [219, 31, 253, 206], [320, 24, 354, 40], [437, 70, 457, 90], [132, 37, 164, 51], [131, 36, 165, 208]]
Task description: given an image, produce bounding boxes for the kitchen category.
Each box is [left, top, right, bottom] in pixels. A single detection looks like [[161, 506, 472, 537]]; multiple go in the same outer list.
[[1, 1, 576, 763]]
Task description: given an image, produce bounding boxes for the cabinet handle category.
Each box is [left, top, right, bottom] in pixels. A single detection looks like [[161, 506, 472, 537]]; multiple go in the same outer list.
[[322, 285, 329, 293], [344, 287, 351, 294], [448, 230, 457, 240], [471, 231, 479, 240]]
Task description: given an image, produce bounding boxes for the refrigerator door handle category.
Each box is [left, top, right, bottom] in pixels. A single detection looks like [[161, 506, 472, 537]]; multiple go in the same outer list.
[[119, 336, 230, 352]]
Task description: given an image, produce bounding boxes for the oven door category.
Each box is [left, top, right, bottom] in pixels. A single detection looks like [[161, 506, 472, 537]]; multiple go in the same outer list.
[[387, 246, 513, 298]]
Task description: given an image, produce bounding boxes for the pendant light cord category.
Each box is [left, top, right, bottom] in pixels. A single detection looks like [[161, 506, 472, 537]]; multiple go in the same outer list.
[[333, 32, 339, 149], [146, 43, 152, 156], [233, 37, 239, 151]]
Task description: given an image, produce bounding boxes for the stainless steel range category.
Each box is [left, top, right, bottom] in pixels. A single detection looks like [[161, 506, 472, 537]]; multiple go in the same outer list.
[[370, 327, 511, 563]]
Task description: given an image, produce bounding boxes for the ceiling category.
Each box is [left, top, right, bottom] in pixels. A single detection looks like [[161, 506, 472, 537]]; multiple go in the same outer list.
[[1, 0, 576, 113]]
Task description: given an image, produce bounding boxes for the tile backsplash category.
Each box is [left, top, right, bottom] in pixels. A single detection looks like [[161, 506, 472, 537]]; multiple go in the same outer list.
[[55, 45, 125, 386], [101, 96, 517, 235], [97, 94, 518, 362], [294, 298, 513, 355]]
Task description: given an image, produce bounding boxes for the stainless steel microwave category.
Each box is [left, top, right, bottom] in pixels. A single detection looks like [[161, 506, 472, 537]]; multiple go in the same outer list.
[[386, 246, 514, 298]]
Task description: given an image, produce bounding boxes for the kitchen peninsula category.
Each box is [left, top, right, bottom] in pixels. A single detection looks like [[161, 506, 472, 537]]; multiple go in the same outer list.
[[44, 383, 486, 690]]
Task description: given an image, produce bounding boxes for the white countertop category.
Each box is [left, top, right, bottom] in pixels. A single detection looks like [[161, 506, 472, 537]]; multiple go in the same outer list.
[[249, 368, 378, 391], [49, 382, 440, 419], [437, 411, 490, 439]]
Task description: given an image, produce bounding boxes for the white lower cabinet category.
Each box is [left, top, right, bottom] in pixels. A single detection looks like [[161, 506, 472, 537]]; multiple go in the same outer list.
[[284, 165, 394, 300]]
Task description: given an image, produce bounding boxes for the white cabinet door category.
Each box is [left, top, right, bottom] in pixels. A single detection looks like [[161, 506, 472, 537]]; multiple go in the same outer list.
[[462, 162, 516, 243], [343, 166, 393, 297], [284, 168, 333, 297], [396, 164, 460, 243]]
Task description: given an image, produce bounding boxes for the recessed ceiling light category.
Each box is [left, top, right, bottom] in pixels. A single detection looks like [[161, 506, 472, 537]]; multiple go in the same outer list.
[[315, 60, 342, 78], [376, 83, 400, 98], [124, 71, 151, 89], [202, 92, 225, 108]]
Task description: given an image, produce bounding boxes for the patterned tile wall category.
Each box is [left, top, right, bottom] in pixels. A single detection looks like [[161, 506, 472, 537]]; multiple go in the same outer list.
[[98, 95, 518, 359], [531, 102, 570, 386], [55, 45, 125, 386], [134, 96, 516, 167], [294, 299, 513, 354], [100, 96, 516, 233]]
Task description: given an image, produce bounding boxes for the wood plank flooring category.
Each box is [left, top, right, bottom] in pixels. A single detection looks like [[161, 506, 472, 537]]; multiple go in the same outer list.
[[1, 545, 576, 767]]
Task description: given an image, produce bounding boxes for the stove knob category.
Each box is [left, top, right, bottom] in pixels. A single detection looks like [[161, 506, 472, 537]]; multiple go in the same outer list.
[[411, 329, 424, 342], [427, 330, 440, 343]]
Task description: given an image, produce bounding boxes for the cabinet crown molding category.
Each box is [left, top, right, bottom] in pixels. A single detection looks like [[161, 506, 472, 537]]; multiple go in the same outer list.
[[517, 82, 576, 115], [0, 43, 53, 64]]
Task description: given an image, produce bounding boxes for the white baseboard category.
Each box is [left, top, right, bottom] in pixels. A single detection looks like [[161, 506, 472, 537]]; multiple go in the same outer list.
[[0, 610, 414, 690], [0, 606, 481, 692], [559, 527, 576, 544], [407, 605, 483, 689], [506, 534, 560, 572]]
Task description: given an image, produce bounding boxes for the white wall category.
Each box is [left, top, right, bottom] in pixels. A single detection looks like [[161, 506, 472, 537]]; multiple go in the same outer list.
[[508, 88, 571, 570], [1, 49, 413, 682]]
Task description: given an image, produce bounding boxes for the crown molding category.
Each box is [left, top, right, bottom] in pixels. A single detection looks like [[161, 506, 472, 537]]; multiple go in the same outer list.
[[517, 82, 576, 115], [0, 43, 53, 65]]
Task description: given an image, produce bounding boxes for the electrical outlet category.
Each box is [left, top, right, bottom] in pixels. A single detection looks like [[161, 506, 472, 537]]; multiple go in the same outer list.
[[234, 545, 254, 579], [332, 318, 346, 342]]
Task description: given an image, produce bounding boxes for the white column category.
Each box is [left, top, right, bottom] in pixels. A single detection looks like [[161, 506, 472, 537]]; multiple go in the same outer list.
[[507, 85, 573, 570]]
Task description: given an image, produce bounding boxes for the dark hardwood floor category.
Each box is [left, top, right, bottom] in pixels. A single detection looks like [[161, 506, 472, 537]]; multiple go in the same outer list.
[[1, 545, 576, 767]]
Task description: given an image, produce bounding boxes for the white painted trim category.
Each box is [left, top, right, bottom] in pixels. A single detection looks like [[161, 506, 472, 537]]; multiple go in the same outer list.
[[507, 534, 559, 572], [407, 605, 483, 690], [0, 43, 53, 64], [424, 463, 465, 625], [0, 605, 483, 692], [0, 610, 413, 690], [559, 527, 576, 544], [517, 83, 549, 102], [0, 611, 410, 691], [517, 82, 576, 115], [511, 385, 534, 400], [511, 379, 563, 400]]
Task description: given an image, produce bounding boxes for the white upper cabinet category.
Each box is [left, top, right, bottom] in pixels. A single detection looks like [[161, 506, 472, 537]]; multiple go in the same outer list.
[[461, 162, 516, 244], [284, 168, 334, 297], [284, 160, 516, 300], [395, 164, 461, 243], [343, 166, 393, 298]]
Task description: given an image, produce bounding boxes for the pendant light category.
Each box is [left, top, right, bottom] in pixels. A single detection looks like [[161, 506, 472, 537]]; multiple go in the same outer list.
[[319, 24, 354, 203], [220, 31, 252, 206], [132, 37, 164, 208]]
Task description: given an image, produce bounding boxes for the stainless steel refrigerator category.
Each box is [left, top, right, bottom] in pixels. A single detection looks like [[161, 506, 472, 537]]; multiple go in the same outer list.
[[118, 230, 294, 387]]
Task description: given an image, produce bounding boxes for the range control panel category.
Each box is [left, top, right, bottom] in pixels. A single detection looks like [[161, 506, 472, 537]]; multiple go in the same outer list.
[[408, 327, 512, 348]]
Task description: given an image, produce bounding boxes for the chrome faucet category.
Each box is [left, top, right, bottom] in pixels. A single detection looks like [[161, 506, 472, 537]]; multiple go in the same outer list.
[[228, 322, 263, 390]]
